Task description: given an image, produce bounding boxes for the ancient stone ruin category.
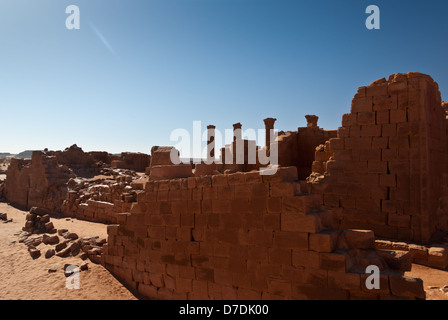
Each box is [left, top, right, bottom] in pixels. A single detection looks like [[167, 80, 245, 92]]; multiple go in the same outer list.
[[4, 72, 448, 300]]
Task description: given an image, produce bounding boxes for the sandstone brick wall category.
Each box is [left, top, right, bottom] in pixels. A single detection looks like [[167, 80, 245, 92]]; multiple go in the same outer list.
[[103, 168, 425, 300], [309, 73, 447, 244], [277, 125, 337, 181], [5, 152, 71, 212]]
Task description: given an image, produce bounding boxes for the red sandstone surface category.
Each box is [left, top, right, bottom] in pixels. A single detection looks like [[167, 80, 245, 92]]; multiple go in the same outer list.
[[2, 72, 448, 300]]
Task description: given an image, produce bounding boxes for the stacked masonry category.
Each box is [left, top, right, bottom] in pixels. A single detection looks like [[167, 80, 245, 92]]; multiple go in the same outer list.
[[309, 73, 447, 244], [103, 167, 425, 300]]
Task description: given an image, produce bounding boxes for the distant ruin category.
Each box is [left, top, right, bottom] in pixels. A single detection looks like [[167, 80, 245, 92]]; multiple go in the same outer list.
[[3, 72, 448, 300]]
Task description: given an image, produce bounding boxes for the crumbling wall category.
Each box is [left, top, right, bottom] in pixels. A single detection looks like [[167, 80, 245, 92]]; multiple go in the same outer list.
[[5, 151, 72, 212], [103, 168, 425, 300], [112, 152, 151, 172], [4, 158, 31, 209], [277, 117, 337, 181], [49, 144, 97, 173], [308, 73, 447, 244]]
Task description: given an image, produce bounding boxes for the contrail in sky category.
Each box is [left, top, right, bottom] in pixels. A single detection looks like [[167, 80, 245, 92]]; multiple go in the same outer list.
[[89, 22, 116, 56]]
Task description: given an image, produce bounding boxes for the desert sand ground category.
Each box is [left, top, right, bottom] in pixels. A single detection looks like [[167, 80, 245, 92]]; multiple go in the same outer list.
[[1, 202, 448, 300], [0, 203, 138, 300]]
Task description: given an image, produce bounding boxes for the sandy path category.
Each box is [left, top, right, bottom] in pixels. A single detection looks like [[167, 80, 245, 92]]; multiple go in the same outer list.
[[0, 203, 138, 300]]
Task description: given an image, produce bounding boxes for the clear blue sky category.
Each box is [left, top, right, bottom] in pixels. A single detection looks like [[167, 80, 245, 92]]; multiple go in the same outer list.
[[1, 0, 447, 156]]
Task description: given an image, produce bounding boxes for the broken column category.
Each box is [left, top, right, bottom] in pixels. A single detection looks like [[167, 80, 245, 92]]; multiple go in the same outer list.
[[207, 125, 216, 161], [305, 115, 319, 128], [263, 118, 277, 156]]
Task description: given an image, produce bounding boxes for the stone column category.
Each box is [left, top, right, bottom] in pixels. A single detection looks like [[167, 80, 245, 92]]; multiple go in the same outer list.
[[263, 118, 277, 156], [233, 123, 242, 141], [305, 115, 319, 128], [206, 125, 216, 161]]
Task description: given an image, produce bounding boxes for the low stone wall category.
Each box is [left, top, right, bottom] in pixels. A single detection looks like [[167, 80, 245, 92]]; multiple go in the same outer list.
[[103, 168, 425, 300]]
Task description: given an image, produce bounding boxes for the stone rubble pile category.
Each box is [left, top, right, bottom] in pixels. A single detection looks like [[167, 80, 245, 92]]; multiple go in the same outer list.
[[17, 207, 107, 264]]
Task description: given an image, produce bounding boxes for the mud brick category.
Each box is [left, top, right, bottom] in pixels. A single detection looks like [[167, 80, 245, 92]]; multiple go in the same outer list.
[[250, 183, 269, 198], [389, 136, 409, 150], [345, 137, 372, 150], [370, 185, 388, 200], [389, 275, 425, 300], [180, 188, 192, 201], [293, 283, 349, 300], [212, 174, 228, 186], [341, 113, 356, 127], [236, 288, 261, 300], [274, 232, 308, 250], [396, 122, 410, 136], [361, 125, 382, 137], [349, 126, 362, 138], [328, 271, 361, 290], [210, 199, 230, 214], [227, 172, 246, 185], [157, 190, 169, 201], [196, 176, 212, 188], [390, 109, 407, 123], [332, 150, 351, 162], [202, 187, 218, 200], [428, 246, 448, 269], [356, 198, 381, 211], [388, 80, 408, 94], [319, 252, 347, 272], [329, 138, 344, 151], [145, 190, 158, 202], [248, 230, 273, 247], [380, 174, 396, 187], [367, 161, 387, 174], [249, 198, 267, 214], [407, 106, 425, 121], [388, 161, 410, 175], [337, 126, 350, 138], [309, 230, 341, 253], [244, 171, 263, 184], [366, 83, 388, 96], [343, 230, 375, 249], [270, 182, 294, 197], [282, 214, 320, 233], [382, 123, 397, 136], [323, 194, 340, 207], [292, 250, 319, 268], [170, 201, 187, 215], [388, 214, 410, 228], [192, 188, 202, 200], [282, 196, 306, 214], [357, 112, 376, 125], [267, 279, 292, 297], [186, 200, 201, 215], [187, 177, 196, 189], [248, 246, 269, 262], [302, 267, 328, 287], [381, 148, 397, 161], [376, 110, 390, 125], [214, 269, 233, 286], [180, 213, 195, 227], [356, 86, 367, 97], [234, 184, 251, 199], [351, 96, 373, 112], [359, 149, 381, 162], [192, 280, 209, 297], [263, 213, 281, 231], [145, 180, 157, 192], [230, 198, 250, 213], [158, 180, 170, 191]]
